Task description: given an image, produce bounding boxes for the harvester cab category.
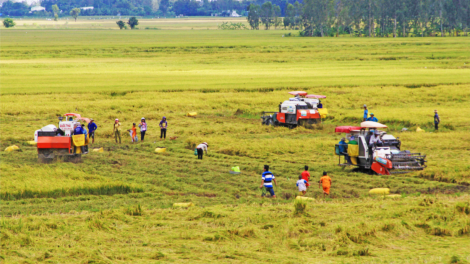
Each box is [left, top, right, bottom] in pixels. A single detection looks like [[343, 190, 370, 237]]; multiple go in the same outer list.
[[334, 122, 426, 175], [35, 113, 90, 163], [261, 91, 327, 129]]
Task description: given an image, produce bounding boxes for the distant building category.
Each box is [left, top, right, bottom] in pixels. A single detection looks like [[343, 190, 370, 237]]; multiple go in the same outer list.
[[80, 6, 94, 10], [30, 6, 46, 12], [230, 10, 241, 17]]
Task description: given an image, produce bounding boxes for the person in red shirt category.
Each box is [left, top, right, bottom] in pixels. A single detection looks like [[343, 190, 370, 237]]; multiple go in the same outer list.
[[301, 165, 311, 188]]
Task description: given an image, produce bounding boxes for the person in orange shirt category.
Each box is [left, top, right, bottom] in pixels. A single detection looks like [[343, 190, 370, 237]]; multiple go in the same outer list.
[[128, 123, 138, 143], [319, 171, 332, 198]]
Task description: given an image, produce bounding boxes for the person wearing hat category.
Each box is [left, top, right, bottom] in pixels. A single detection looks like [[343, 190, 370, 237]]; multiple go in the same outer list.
[[87, 118, 98, 144], [196, 142, 208, 160], [338, 137, 348, 154], [113, 119, 121, 144], [348, 135, 358, 145], [138, 118, 147, 141], [260, 165, 277, 198], [363, 105, 368, 121], [369, 130, 383, 147], [317, 100, 323, 109], [72, 123, 86, 153], [338, 137, 351, 164], [159, 116, 168, 140], [434, 110, 440, 130], [366, 113, 378, 122]]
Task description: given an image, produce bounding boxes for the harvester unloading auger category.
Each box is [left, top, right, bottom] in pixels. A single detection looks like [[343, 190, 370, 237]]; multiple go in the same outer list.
[[334, 122, 427, 175], [261, 91, 328, 129], [35, 113, 90, 163]]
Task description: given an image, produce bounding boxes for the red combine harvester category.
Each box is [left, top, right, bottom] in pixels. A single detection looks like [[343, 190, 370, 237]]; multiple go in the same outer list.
[[35, 113, 90, 163], [261, 91, 328, 129], [334, 122, 427, 175]]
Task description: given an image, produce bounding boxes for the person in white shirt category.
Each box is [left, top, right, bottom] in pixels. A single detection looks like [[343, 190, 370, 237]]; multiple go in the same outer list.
[[296, 175, 307, 196], [369, 130, 383, 147], [196, 142, 208, 160]]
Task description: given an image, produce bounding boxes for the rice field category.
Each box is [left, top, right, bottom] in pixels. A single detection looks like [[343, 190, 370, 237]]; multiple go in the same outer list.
[[1, 20, 469, 263]]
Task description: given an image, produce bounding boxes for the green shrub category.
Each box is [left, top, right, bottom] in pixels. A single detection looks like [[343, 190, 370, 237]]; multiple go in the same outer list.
[[455, 202, 470, 214], [293, 199, 306, 215]]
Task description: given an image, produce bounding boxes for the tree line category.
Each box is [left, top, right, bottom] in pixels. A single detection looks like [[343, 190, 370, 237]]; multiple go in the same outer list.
[[248, 0, 470, 37]]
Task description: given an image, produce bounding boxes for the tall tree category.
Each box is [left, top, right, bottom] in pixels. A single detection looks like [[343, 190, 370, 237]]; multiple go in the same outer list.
[[52, 4, 59, 21], [70, 8, 80, 22], [260, 1, 274, 30], [273, 4, 281, 29], [285, 3, 295, 29], [247, 3, 260, 30]]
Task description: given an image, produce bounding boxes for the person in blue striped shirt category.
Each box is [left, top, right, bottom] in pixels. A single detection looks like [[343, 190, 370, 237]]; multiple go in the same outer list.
[[260, 165, 277, 198]]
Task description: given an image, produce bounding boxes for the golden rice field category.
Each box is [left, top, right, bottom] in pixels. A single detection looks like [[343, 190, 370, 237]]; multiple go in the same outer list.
[[1, 20, 469, 263]]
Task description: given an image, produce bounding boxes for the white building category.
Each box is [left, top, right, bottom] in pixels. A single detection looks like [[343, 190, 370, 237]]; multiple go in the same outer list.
[[230, 10, 241, 17], [80, 6, 94, 10], [30, 6, 45, 12]]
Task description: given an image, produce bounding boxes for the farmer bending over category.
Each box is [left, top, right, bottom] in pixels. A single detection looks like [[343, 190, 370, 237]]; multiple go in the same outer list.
[[260, 165, 277, 198], [196, 142, 208, 160]]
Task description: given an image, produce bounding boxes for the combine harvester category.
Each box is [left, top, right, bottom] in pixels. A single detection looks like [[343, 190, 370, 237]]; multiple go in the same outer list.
[[35, 113, 90, 163], [335, 121, 427, 175], [261, 91, 328, 129]]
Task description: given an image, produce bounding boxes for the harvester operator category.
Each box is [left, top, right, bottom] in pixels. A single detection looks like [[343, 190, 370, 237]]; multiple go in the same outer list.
[[369, 130, 383, 147]]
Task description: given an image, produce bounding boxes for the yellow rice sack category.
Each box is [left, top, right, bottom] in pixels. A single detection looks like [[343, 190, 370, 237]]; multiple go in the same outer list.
[[72, 134, 85, 146], [187, 112, 197, 117], [173, 203, 194, 207], [155, 147, 166, 153], [317, 108, 328, 118], [93, 148, 104, 153], [416, 127, 425, 132], [369, 188, 390, 195], [5, 145, 19, 152], [27, 141, 37, 145], [296, 196, 315, 201]]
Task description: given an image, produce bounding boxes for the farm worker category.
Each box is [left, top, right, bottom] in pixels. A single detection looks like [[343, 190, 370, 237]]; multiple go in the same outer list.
[[72, 123, 86, 154], [260, 165, 277, 198], [317, 100, 323, 109], [87, 118, 98, 144], [434, 110, 440, 130], [301, 165, 310, 187], [159, 117, 168, 140], [128, 123, 137, 143], [366, 113, 378, 122], [348, 135, 358, 145], [297, 175, 308, 196], [138, 118, 147, 141], [319, 171, 332, 198], [339, 137, 351, 164], [81, 124, 87, 140], [73, 123, 83, 135], [338, 137, 348, 153], [369, 130, 383, 148], [113, 119, 121, 144], [196, 142, 208, 160], [363, 104, 368, 121]]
